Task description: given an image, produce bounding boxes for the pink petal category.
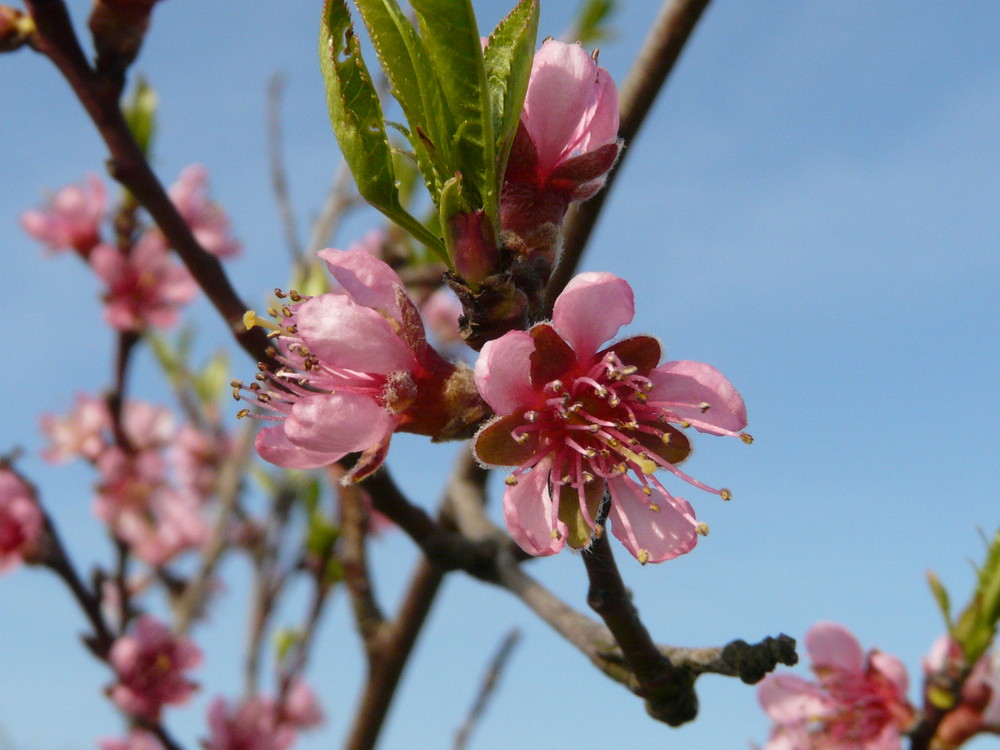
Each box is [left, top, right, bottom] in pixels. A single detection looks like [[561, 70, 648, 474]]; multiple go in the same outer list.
[[502, 459, 566, 556], [806, 622, 865, 674], [870, 651, 910, 697], [551, 272, 634, 361], [579, 68, 620, 152], [648, 360, 748, 436], [294, 294, 414, 374], [757, 673, 834, 723], [606, 477, 698, 563], [474, 331, 538, 415], [255, 426, 343, 469], [283, 393, 395, 457], [318, 248, 405, 320], [522, 41, 601, 174]]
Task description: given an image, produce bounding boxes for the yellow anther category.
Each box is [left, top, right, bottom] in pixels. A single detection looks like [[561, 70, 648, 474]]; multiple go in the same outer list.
[[231, 387, 241, 401], [698, 401, 711, 413], [581, 472, 595, 484], [608, 394, 620, 407], [740, 432, 754, 445], [642, 486, 653, 496], [257, 393, 271, 403], [634, 393, 648, 403], [637, 549, 650, 565], [243, 310, 279, 332], [649, 503, 660, 512], [583, 448, 597, 459], [505, 475, 518, 486], [720, 488, 732, 501], [281, 305, 293, 318], [266, 306, 279, 317], [514, 433, 529, 444], [236, 409, 250, 419], [696, 522, 710, 536], [621, 365, 638, 376], [680, 420, 691, 428], [289, 290, 302, 302], [618, 446, 657, 475], [661, 431, 672, 444], [274, 288, 287, 298], [551, 529, 560, 539]]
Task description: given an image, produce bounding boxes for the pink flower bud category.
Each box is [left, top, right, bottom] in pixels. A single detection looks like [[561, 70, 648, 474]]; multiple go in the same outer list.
[[0, 469, 44, 573]]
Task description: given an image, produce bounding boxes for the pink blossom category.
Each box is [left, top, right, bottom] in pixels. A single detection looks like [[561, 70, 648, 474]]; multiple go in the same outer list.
[[279, 678, 324, 730], [93, 446, 168, 523], [39, 392, 110, 463], [107, 614, 202, 720], [169, 424, 229, 503], [501, 41, 620, 253], [203, 696, 295, 750], [121, 400, 175, 452], [757, 622, 916, 749], [421, 287, 464, 347], [115, 489, 208, 566], [472, 272, 747, 564], [21, 174, 107, 255], [90, 236, 198, 331], [167, 165, 241, 258], [98, 729, 165, 750], [0, 469, 44, 573], [236, 249, 460, 482]]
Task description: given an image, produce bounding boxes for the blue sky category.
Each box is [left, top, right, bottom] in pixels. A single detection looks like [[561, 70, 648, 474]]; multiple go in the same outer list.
[[2, 1, 999, 749]]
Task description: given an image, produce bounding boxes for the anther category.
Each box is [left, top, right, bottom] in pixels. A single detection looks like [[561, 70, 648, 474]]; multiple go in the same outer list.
[[514, 433, 529, 444], [257, 362, 268, 371], [621, 365, 638, 376], [230, 379, 244, 388], [581, 472, 595, 484], [266, 306, 279, 317], [505, 475, 518, 486], [248, 383, 261, 392], [649, 503, 660, 512], [255, 373, 266, 382], [257, 393, 271, 403], [740, 432, 754, 445], [545, 380, 564, 393], [281, 306, 293, 318], [607, 393, 620, 407], [696, 522, 710, 536], [236, 409, 250, 419], [274, 289, 287, 298], [288, 290, 302, 302], [720, 488, 732, 501], [637, 549, 649, 565], [699, 402, 711, 413], [231, 387, 241, 401], [680, 420, 691, 428], [642, 486, 653, 496], [524, 411, 538, 422], [583, 448, 597, 459]]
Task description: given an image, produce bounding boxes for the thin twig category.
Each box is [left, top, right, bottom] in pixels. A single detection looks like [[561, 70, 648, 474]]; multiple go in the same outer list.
[[174, 422, 256, 634], [335, 470, 386, 657], [267, 73, 303, 263], [545, 0, 713, 312], [453, 628, 522, 750], [305, 161, 362, 256], [343, 558, 445, 750]]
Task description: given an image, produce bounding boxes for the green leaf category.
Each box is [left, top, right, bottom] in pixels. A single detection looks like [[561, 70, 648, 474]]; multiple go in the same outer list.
[[927, 569, 953, 631], [351, 0, 451, 197], [411, 0, 497, 228], [319, 0, 446, 260], [484, 0, 538, 180], [951, 527, 1000, 663], [122, 76, 157, 157], [194, 350, 230, 404]]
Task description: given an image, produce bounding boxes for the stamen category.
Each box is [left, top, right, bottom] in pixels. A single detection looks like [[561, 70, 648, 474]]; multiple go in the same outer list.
[[696, 522, 710, 536], [637, 549, 649, 565], [243, 310, 278, 332], [505, 475, 518, 486], [740, 432, 754, 444], [236, 409, 250, 419], [720, 488, 732, 501]]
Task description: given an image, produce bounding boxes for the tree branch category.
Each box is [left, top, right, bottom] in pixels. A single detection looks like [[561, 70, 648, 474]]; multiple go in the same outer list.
[[24, 0, 275, 366], [545, 0, 713, 311]]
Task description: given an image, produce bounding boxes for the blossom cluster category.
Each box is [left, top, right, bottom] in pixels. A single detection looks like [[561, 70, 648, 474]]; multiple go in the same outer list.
[[21, 165, 238, 332], [0, 467, 44, 573], [40, 394, 228, 566]]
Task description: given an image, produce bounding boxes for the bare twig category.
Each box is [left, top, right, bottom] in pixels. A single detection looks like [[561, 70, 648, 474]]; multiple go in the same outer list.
[[336, 473, 386, 657], [24, 0, 275, 366], [343, 558, 445, 750], [305, 161, 363, 256], [267, 73, 303, 263], [453, 628, 522, 750], [545, 0, 713, 311], [174, 422, 256, 634]]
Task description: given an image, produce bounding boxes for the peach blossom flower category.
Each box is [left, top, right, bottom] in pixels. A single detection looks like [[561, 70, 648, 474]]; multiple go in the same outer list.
[[166, 165, 241, 258], [107, 615, 202, 720], [473, 272, 747, 563], [21, 174, 107, 255], [0, 469, 44, 573], [757, 622, 916, 749]]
